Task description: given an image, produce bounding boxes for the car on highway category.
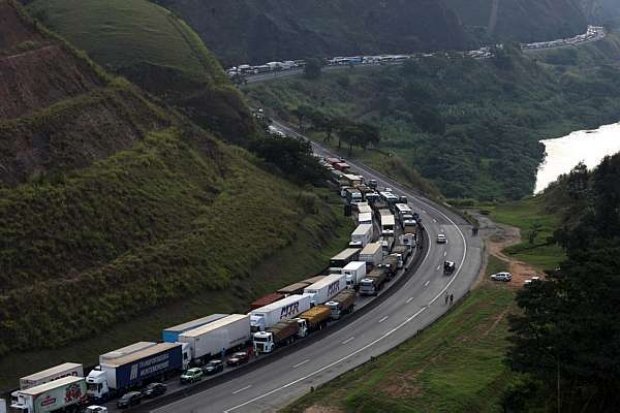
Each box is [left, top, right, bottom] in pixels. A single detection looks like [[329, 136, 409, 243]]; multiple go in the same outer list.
[[85, 406, 108, 413], [227, 351, 250, 367], [203, 359, 224, 375], [142, 382, 167, 398], [443, 260, 456, 275], [180, 367, 204, 384], [436, 233, 446, 244], [117, 391, 142, 409], [490, 272, 512, 282]]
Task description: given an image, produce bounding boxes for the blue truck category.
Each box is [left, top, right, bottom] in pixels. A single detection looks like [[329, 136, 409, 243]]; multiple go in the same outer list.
[[86, 343, 190, 401], [162, 314, 228, 343]]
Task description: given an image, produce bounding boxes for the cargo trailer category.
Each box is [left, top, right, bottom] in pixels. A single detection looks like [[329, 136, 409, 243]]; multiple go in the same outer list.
[[358, 242, 383, 268], [10, 376, 86, 413], [325, 290, 356, 319], [349, 224, 373, 248], [342, 261, 367, 288], [250, 294, 312, 332], [99, 342, 157, 365], [162, 314, 227, 343], [303, 273, 347, 306], [249, 293, 284, 310], [179, 314, 251, 363], [328, 248, 360, 273], [18, 363, 84, 391], [276, 282, 311, 296]]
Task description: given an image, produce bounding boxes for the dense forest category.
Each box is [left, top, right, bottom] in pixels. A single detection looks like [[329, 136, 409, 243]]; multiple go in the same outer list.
[[248, 35, 620, 200], [505, 156, 620, 412]]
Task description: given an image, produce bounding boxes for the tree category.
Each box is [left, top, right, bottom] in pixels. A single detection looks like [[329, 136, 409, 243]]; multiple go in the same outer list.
[[291, 104, 314, 130], [528, 222, 542, 244], [303, 57, 324, 79]]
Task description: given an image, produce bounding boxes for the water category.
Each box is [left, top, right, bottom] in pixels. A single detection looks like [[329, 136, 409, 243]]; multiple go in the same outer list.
[[534, 122, 620, 193]]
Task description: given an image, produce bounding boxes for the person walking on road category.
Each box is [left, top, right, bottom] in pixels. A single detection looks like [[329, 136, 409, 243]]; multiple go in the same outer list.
[[449, 294, 454, 305]]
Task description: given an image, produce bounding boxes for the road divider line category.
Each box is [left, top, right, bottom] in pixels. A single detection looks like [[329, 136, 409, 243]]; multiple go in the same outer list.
[[224, 307, 427, 412], [232, 385, 252, 395], [406, 297, 414, 303], [443, 251, 447, 256], [293, 359, 310, 368], [424, 280, 430, 287], [341, 337, 355, 345], [436, 265, 441, 270], [378, 316, 389, 323]]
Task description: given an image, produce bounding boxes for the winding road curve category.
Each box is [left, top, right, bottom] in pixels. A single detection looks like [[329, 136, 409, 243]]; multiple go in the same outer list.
[[144, 123, 484, 413]]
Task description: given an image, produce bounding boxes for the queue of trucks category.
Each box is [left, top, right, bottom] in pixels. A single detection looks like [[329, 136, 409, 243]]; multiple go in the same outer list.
[[7, 158, 423, 413]]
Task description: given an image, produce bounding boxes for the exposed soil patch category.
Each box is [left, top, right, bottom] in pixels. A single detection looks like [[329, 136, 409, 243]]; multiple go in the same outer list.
[[303, 406, 346, 413]]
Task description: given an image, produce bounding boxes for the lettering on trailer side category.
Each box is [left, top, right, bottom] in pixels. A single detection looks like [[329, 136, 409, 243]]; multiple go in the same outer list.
[[327, 280, 341, 297], [279, 302, 300, 319]]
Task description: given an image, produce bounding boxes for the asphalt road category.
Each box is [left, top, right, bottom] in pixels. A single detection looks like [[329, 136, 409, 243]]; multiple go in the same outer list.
[[147, 123, 483, 413]]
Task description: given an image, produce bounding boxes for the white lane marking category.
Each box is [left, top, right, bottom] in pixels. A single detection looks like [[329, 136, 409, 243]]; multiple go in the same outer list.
[[406, 297, 414, 303], [224, 307, 428, 412], [232, 385, 252, 395], [422, 209, 426, 213], [424, 280, 430, 287], [341, 337, 355, 345], [443, 251, 447, 257], [378, 316, 389, 323], [436, 265, 441, 271], [293, 359, 310, 368]]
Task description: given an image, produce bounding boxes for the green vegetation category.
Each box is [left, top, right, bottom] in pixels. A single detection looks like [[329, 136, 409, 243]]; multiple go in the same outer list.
[[154, 0, 469, 65], [28, 0, 254, 142], [284, 282, 518, 413], [487, 196, 566, 269], [247, 36, 620, 201], [505, 154, 620, 412], [0, 0, 354, 391]]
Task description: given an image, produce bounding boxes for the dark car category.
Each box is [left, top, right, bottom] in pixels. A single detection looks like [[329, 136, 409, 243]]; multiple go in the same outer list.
[[443, 260, 456, 275], [117, 391, 142, 409], [142, 382, 167, 398], [203, 359, 224, 375], [227, 351, 250, 367]]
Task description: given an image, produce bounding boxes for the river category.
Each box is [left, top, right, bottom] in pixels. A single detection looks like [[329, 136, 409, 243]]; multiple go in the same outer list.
[[534, 122, 620, 193]]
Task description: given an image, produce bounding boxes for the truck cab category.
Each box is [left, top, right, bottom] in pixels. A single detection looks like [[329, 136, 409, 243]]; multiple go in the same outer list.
[[86, 368, 110, 402], [252, 320, 308, 353]]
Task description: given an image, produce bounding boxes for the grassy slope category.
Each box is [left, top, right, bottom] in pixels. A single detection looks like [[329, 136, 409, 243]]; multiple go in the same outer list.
[[27, 0, 253, 142], [0, 0, 354, 388], [284, 281, 518, 413], [28, 0, 224, 83]]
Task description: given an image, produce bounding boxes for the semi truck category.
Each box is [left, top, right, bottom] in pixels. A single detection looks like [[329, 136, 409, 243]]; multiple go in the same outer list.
[[10, 376, 87, 413], [179, 314, 251, 363], [250, 293, 284, 310], [328, 248, 360, 273], [18, 363, 84, 391], [252, 319, 302, 354], [297, 305, 331, 331], [325, 290, 356, 319], [342, 261, 367, 288], [349, 224, 373, 248], [277, 281, 311, 296], [303, 273, 347, 306], [86, 343, 189, 402], [392, 245, 412, 262], [250, 293, 312, 331], [358, 242, 383, 268], [357, 212, 372, 225], [162, 314, 227, 343], [359, 267, 389, 296]]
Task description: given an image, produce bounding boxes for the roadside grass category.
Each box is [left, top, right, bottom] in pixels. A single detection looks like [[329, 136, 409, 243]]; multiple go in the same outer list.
[[485, 196, 566, 270], [282, 282, 519, 413]]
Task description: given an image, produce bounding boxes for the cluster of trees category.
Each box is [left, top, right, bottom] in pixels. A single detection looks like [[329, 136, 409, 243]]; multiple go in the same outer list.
[[504, 156, 620, 412], [291, 104, 380, 154]]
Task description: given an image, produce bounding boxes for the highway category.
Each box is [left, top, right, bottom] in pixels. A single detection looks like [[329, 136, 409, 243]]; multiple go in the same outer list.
[[146, 123, 484, 413]]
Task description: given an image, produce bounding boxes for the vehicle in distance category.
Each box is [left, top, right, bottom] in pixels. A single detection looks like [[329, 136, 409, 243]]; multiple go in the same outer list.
[[142, 382, 167, 398], [227, 351, 250, 367], [117, 391, 142, 409], [203, 360, 224, 375], [180, 367, 203, 384], [436, 233, 446, 244], [490, 272, 512, 282]]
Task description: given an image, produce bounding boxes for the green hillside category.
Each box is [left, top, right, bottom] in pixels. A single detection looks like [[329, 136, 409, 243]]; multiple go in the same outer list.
[[0, 0, 352, 387], [28, 0, 253, 142], [246, 36, 620, 200]]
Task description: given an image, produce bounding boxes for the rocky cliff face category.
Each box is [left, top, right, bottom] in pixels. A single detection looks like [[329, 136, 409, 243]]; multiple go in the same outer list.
[[154, 0, 470, 65]]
